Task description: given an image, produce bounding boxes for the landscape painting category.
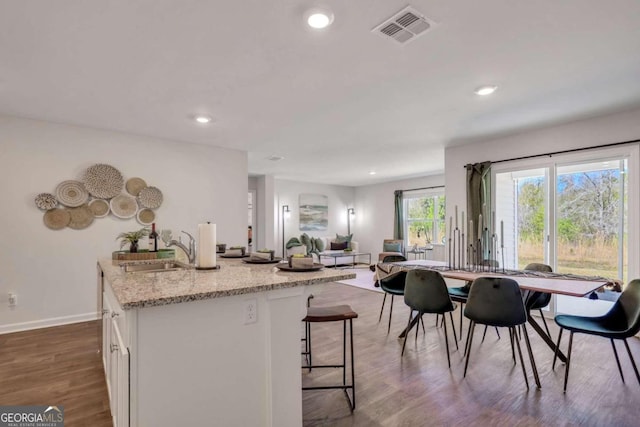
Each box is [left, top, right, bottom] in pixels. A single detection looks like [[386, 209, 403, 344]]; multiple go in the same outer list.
[[299, 193, 328, 231]]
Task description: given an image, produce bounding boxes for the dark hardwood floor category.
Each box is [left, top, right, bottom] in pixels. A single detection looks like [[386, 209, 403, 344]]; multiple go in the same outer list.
[[1, 284, 639, 427], [0, 321, 112, 426], [303, 283, 640, 427]]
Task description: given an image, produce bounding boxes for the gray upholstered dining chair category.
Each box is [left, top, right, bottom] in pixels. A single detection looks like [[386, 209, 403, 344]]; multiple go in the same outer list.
[[553, 278, 640, 392], [463, 277, 541, 389], [523, 263, 553, 336], [449, 259, 501, 340], [401, 269, 459, 367]]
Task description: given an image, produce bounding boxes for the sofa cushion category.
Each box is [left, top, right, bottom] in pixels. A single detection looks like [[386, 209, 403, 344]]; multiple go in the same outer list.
[[331, 241, 348, 250], [335, 233, 353, 249]]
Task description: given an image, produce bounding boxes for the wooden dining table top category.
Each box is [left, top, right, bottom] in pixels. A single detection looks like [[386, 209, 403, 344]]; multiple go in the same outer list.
[[392, 260, 609, 298]]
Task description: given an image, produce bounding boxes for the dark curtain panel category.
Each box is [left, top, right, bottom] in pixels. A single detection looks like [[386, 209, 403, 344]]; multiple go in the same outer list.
[[466, 161, 492, 243], [393, 190, 404, 240]]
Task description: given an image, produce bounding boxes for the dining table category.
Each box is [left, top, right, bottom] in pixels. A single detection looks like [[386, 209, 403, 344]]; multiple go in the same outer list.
[[384, 260, 611, 364]]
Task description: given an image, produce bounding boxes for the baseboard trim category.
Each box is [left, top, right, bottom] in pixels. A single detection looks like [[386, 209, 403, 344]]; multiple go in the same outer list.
[[0, 312, 99, 335]]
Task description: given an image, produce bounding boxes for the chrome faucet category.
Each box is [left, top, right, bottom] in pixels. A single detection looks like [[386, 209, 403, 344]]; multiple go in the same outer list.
[[167, 231, 197, 265]]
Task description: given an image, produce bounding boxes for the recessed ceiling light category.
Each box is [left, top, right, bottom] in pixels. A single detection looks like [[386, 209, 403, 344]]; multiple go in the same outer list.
[[195, 115, 212, 124], [474, 85, 498, 96], [369, 171, 377, 175], [267, 155, 285, 161], [305, 8, 334, 29]]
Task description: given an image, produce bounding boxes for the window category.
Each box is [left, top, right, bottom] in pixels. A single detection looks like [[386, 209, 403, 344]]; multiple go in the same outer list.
[[493, 145, 638, 316], [404, 192, 446, 247]]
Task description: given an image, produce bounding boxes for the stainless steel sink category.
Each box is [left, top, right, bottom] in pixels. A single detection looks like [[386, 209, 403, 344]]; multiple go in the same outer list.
[[121, 261, 190, 273]]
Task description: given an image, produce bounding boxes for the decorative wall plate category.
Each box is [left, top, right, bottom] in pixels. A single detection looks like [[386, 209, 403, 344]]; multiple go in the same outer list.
[[138, 186, 163, 209], [68, 204, 94, 230], [137, 208, 155, 225], [55, 180, 89, 207], [126, 177, 147, 196], [43, 208, 71, 230], [88, 199, 110, 218], [110, 194, 138, 219], [35, 193, 58, 210], [82, 164, 124, 199]]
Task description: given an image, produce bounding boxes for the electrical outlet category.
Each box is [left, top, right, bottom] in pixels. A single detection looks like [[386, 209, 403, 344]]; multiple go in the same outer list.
[[8, 293, 17, 307], [244, 298, 257, 324]]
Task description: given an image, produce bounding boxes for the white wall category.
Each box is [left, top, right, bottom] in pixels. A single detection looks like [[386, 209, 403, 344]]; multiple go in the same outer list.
[[0, 115, 247, 333], [445, 107, 640, 278], [354, 175, 445, 259], [275, 180, 355, 257]]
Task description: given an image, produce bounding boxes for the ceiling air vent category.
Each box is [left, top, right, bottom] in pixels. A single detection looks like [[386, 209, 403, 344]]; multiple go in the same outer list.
[[372, 6, 435, 45]]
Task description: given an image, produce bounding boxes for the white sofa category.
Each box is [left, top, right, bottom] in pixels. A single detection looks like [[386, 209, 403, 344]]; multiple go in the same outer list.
[[286, 236, 362, 267]]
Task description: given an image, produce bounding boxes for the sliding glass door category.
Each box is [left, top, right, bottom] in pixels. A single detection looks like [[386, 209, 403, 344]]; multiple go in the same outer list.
[[494, 153, 630, 316]]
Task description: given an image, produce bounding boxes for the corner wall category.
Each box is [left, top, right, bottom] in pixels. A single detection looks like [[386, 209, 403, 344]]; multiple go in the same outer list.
[[0, 115, 248, 333]]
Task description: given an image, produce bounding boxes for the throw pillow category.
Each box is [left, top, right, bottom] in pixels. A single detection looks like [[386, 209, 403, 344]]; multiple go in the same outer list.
[[331, 241, 348, 250], [383, 242, 402, 252], [335, 233, 353, 249], [313, 237, 325, 253]]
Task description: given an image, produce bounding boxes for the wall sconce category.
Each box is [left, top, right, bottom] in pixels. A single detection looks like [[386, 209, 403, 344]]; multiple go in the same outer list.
[[347, 208, 355, 235], [281, 205, 290, 257]]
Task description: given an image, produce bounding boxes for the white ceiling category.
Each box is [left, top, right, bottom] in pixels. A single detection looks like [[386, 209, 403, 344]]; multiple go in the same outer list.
[[2, 1, 640, 186]]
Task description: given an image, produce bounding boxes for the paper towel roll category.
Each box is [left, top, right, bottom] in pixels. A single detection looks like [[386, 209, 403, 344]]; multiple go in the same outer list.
[[198, 223, 217, 268]]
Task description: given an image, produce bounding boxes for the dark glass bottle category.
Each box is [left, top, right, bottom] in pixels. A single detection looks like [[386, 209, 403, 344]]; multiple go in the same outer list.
[[148, 223, 158, 252]]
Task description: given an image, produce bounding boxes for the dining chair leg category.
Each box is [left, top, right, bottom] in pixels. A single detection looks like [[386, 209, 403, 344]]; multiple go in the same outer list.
[[521, 324, 541, 389], [623, 338, 640, 385], [435, 314, 439, 326], [459, 303, 465, 339], [509, 327, 516, 363], [481, 325, 488, 343], [563, 332, 574, 393], [448, 312, 459, 349], [611, 339, 625, 383], [552, 328, 564, 370], [538, 308, 551, 337], [420, 314, 426, 334], [512, 326, 530, 390], [378, 293, 387, 323], [415, 311, 420, 345], [387, 295, 395, 334], [494, 327, 501, 339], [443, 312, 451, 368], [463, 321, 476, 377], [401, 310, 413, 356], [464, 321, 473, 357]]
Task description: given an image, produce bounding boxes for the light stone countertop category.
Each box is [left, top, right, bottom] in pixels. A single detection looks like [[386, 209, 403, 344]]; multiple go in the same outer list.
[[98, 258, 356, 310]]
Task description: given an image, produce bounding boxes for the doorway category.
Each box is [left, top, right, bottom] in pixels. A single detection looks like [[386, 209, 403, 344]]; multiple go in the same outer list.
[[494, 152, 631, 316]]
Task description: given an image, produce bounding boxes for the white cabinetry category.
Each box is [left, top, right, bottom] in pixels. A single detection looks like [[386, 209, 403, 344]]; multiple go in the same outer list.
[[102, 282, 130, 427]]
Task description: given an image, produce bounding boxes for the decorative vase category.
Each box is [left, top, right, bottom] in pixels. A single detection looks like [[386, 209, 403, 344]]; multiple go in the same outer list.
[[130, 240, 139, 253]]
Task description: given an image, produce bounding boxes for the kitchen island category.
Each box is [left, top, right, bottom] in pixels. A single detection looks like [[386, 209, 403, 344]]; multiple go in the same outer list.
[[97, 258, 356, 427]]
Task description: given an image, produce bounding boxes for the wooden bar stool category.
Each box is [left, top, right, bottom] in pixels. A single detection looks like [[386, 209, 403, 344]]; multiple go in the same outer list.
[[302, 304, 358, 410]]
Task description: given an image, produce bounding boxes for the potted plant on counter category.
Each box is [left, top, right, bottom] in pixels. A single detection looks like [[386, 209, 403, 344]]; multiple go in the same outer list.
[[117, 227, 149, 253]]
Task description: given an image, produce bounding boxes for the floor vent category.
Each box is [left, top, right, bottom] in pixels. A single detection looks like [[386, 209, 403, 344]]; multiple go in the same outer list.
[[372, 6, 435, 45]]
